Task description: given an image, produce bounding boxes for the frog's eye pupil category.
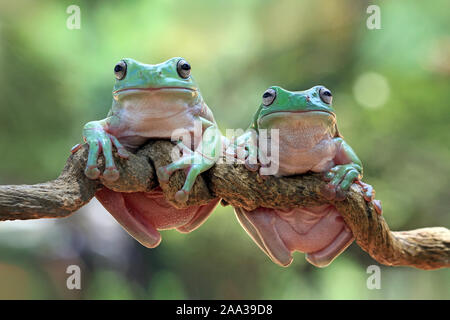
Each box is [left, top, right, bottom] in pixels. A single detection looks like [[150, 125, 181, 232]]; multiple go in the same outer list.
[[177, 59, 191, 79], [114, 60, 127, 80], [319, 87, 333, 104], [262, 88, 276, 106]]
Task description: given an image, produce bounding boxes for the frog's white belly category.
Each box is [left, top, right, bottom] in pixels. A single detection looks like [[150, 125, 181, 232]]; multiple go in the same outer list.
[[259, 112, 338, 176], [118, 108, 197, 140], [108, 93, 204, 149], [275, 135, 337, 176]]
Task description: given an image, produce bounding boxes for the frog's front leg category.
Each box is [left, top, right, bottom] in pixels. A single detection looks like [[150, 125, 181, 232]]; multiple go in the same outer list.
[[321, 138, 363, 200], [225, 130, 259, 171], [158, 154, 207, 202], [82, 117, 128, 181], [156, 117, 222, 203], [238, 130, 259, 171], [321, 138, 383, 214]]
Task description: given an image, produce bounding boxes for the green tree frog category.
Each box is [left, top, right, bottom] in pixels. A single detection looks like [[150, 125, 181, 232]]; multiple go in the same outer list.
[[231, 86, 381, 267], [80, 57, 222, 248]]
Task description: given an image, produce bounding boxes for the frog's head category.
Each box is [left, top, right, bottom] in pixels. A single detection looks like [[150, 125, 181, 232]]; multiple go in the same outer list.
[[111, 57, 202, 113], [252, 86, 336, 130]]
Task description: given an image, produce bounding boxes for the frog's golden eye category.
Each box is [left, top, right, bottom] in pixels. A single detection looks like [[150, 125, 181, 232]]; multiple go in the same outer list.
[[262, 88, 276, 106], [114, 60, 127, 80], [177, 59, 191, 79], [319, 87, 332, 104]]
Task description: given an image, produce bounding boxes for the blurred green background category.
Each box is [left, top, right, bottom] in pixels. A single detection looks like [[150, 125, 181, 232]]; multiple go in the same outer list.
[[0, 0, 449, 299]]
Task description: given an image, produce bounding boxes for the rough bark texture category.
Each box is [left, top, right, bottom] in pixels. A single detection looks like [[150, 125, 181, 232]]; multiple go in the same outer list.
[[0, 140, 448, 270]]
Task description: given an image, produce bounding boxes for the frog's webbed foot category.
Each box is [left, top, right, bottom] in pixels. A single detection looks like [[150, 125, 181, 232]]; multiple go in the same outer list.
[[321, 164, 361, 201], [321, 170, 383, 215], [83, 130, 129, 182]]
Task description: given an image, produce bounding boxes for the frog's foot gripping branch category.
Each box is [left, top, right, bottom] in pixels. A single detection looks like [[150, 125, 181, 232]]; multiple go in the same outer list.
[[81, 125, 129, 182], [355, 180, 383, 215], [0, 140, 448, 270], [156, 155, 207, 203], [321, 172, 383, 216]]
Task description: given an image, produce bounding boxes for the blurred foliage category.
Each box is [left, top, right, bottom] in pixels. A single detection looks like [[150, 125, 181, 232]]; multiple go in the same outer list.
[[0, 0, 449, 299]]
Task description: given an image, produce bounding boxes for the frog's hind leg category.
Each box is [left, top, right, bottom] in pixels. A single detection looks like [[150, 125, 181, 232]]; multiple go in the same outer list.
[[234, 207, 294, 267], [96, 187, 220, 246], [177, 197, 220, 233], [95, 187, 162, 248], [305, 228, 354, 268], [234, 207, 272, 259], [235, 205, 355, 268]]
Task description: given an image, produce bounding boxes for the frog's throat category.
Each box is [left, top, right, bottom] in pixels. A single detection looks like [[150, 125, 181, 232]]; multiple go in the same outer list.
[[258, 109, 336, 124], [113, 86, 197, 95]]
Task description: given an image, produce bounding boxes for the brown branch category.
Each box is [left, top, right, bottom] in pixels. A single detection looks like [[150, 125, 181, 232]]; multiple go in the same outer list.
[[0, 140, 448, 270], [0, 145, 158, 220]]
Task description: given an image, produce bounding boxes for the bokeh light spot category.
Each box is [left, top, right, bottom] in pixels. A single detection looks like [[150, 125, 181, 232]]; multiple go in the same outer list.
[[353, 72, 390, 109]]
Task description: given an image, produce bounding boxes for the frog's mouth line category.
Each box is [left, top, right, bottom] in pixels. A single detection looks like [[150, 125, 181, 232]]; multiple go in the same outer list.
[[259, 109, 336, 123], [113, 87, 196, 94]]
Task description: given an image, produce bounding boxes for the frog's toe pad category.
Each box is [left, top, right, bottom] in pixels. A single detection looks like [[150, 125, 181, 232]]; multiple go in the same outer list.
[[103, 167, 120, 182], [175, 190, 189, 203], [356, 181, 375, 202], [116, 148, 129, 159], [85, 166, 101, 180], [372, 199, 383, 215]]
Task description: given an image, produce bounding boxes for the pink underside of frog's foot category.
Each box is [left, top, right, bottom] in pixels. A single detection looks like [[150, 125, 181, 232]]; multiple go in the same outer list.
[[355, 181, 383, 215], [355, 180, 375, 202], [95, 187, 220, 247], [372, 199, 383, 215], [235, 204, 354, 267]]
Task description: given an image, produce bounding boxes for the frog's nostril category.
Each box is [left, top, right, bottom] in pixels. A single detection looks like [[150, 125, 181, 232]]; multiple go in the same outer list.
[[306, 95, 311, 102]]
